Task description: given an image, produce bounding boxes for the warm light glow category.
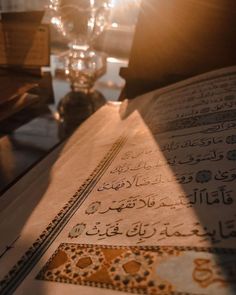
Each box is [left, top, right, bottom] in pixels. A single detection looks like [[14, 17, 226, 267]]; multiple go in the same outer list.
[[111, 0, 141, 6], [107, 57, 124, 63], [109, 0, 141, 28], [111, 22, 118, 28], [54, 111, 61, 121]]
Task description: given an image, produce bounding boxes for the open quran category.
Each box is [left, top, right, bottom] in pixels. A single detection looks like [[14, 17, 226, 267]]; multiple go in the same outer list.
[[0, 65, 236, 294]]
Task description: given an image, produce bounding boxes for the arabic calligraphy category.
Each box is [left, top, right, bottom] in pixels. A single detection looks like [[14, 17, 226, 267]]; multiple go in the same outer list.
[[113, 149, 225, 175], [86, 194, 157, 215], [149, 74, 236, 123], [214, 168, 236, 182], [203, 122, 236, 134], [121, 135, 225, 160], [97, 172, 194, 192], [97, 166, 236, 192], [68, 216, 236, 244], [158, 218, 236, 244], [68, 219, 159, 243], [175, 99, 236, 120], [153, 76, 236, 111], [174, 122, 236, 138], [226, 134, 236, 144], [161, 135, 224, 152], [87, 186, 234, 216]]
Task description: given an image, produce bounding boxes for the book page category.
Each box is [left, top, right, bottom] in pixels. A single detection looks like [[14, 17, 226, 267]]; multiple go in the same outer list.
[[0, 67, 236, 294]]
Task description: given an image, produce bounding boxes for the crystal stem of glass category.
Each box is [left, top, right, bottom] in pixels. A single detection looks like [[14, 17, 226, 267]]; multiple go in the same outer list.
[[65, 43, 107, 93], [49, 0, 111, 92]]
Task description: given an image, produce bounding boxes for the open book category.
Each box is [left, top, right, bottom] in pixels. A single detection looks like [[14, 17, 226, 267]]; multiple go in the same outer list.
[[0, 66, 236, 294]]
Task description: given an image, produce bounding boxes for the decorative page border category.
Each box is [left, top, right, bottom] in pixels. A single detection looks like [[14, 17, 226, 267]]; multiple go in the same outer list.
[[0, 136, 127, 295], [36, 243, 236, 295]]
